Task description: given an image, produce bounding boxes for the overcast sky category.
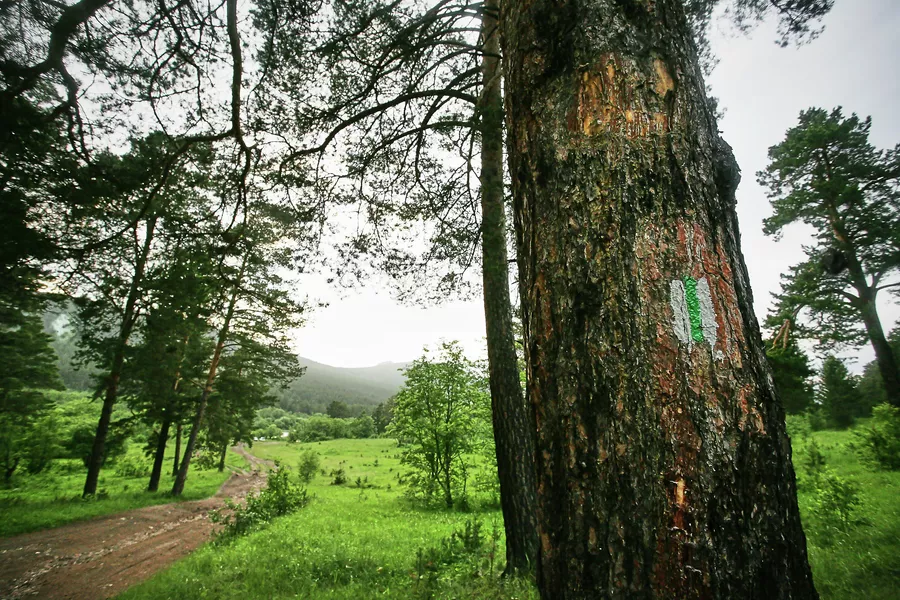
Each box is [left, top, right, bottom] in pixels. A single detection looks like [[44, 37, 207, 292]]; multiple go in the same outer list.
[[293, 0, 900, 370]]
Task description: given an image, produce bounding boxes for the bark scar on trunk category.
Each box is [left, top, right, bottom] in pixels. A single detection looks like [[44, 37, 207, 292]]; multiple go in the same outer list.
[[567, 56, 670, 138]]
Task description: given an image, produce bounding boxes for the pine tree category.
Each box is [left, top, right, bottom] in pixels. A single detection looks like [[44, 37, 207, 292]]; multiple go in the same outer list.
[[766, 338, 816, 415], [0, 300, 63, 481], [760, 108, 900, 407], [502, 0, 821, 596], [818, 355, 864, 429], [859, 329, 900, 411]]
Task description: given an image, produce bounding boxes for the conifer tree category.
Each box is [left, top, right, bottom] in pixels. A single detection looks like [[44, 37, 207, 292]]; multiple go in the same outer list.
[[760, 108, 900, 407], [502, 0, 826, 596], [818, 355, 864, 429], [766, 338, 816, 415]]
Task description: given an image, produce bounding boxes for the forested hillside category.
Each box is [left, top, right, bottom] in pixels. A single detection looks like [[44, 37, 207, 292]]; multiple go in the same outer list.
[[273, 358, 408, 414]]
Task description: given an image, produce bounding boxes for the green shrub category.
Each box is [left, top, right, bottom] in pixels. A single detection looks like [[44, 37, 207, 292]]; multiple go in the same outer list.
[[807, 408, 828, 432], [808, 468, 863, 530], [114, 453, 152, 478], [852, 403, 900, 470], [411, 518, 503, 597], [297, 449, 320, 483], [785, 413, 811, 440], [211, 463, 309, 543], [330, 467, 347, 485]]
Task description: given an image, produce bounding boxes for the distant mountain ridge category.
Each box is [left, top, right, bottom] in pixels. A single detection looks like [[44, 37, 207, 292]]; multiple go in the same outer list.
[[273, 357, 409, 414]]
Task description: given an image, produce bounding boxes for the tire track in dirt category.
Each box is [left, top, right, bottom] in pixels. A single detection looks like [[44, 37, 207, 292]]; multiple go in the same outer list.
[[0, 445, 268, 600]]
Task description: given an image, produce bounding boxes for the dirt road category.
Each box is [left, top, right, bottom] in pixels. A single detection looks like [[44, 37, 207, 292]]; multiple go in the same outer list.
[[0, 446, 269, 600]]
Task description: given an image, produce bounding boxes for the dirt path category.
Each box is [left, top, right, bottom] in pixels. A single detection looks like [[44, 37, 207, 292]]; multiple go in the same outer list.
[[0, 446, 268, 600]]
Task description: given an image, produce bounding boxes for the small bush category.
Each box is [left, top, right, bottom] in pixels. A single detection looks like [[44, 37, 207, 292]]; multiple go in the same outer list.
[[411, 518, 504, 596], [852, 403, 900, 470], [785, 413, 811, 440], [807, 468, 863, 530], [211, 463, 309, 543], [807, 408, 828, 432], [114, 454, 152, 478], [330, 467, 347, 485], [297, 449, 320, 483]]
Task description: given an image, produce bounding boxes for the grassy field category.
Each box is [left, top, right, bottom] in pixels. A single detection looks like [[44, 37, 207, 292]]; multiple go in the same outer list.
[[791, 425, 900, 599], [121, 427, 900, 600], [120, 438, 536, 600], [0, 442, 249, 538]]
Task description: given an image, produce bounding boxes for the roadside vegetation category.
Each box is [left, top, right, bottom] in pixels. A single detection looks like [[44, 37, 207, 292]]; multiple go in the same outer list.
[[0, 391, 249, 537]]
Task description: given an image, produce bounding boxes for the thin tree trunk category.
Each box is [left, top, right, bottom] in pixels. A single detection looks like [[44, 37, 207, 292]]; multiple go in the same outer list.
[[217, 443, 228, 472], [147, 414, 171, 492], [5, 457, 18, 482], [859, 295, 900, 406], [172, 258, 245, 496], [478, 0, 538, 576], [83, 215, 158, 497], [502, 0, 817, 597], [172, 422, 182, 477]]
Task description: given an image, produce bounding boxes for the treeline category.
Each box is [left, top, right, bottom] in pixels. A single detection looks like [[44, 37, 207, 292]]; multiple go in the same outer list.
[[1, 135, 306, 495], [766, 329, 899, 430], [252, 402, 395, 442]]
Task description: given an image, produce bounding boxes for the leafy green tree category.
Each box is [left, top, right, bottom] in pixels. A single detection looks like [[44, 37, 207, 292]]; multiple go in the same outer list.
[[297, 449, 321, 484], [326, 400, 351, 419], [372, 400, 394, 435], [388, 341, 490, 508], [759, 108, 900, 407], [766, 339, 816, 415], [350, 415, 375, 439], [818, 356, 865, 429]]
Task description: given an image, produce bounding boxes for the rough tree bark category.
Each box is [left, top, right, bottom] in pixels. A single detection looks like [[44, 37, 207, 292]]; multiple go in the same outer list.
[[502, 0, 817, 597], [83, 214, 158, 497], [478, 0, 539, 575]]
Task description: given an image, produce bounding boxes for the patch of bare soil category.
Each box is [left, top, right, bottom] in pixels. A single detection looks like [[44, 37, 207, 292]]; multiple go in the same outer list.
[[0, 446, 267, 600]]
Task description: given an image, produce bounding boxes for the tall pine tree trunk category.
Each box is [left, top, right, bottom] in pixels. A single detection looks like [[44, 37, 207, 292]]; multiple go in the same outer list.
[[149, 344, 188, 491], [858, 293, 900, 406], [478, 0, 538, 575], [83, 215, 158, 497], [502, 0, 817, 597], [147, 414, 171, 492], [172, 258, 244, 496]]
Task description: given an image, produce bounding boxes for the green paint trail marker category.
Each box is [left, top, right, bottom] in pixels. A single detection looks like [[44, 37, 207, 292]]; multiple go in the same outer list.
[[669, 276, 720, 356]]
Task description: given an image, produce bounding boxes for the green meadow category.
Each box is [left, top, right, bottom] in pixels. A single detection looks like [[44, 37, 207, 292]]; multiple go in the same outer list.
[[790, 425, 900, 600], [120, 438, 535, 600], [118, 426, 899, 600]]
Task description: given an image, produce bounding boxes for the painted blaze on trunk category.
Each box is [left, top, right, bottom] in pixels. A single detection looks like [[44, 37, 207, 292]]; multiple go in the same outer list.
[[502, 0, 817, 598]]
